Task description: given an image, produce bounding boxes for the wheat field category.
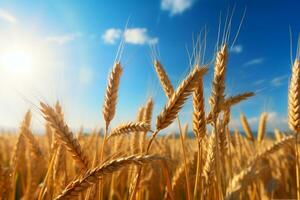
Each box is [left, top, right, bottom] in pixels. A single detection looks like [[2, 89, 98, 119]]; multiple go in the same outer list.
[[0, 40, 300, 200]]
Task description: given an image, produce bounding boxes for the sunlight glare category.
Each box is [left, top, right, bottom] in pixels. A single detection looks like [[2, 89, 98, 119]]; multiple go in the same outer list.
[[1, 49, 34, 76]]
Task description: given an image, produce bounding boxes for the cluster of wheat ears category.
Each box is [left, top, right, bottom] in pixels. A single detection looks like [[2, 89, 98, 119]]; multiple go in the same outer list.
[[1, 37, 300, 200]]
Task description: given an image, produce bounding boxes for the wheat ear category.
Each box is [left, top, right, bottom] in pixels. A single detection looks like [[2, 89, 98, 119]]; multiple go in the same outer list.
[[240, 113, 254, 141], [288, 58, 300, 199], [103, 62, 123, 130], [192, 78, 206, 199], [143, 98, 154, 125], [54, 155, 161, 200], [10, 130, 26, 199], [257, 112, 268, 143], [156, 66, 208, 131], [223, 92, 254, 108], [193, 78, 206, 141], [248, 135, 294, 166], [153, 60, 174, 99], [288, 59, 300, 132], [274, 128, 283, 141], [203, 132, 216, 187], [107, 122, 151, 140], [40, 102, 90, 169], [20, 111, 43, 157], [209, 44, 228, 119], [226, 135, 294, 199], [206, 92, 254, 123]]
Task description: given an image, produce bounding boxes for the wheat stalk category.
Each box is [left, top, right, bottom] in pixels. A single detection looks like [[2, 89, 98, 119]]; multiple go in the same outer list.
[[192, 78, 206, 199]]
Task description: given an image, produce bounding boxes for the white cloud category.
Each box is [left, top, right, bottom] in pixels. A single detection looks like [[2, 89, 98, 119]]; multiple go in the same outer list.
[[102, 28, 122, 44], [102, 28, 158, 45], [230, 45, 243, 54], [79, 67, 93, 85], [243, 58, 264, 67], [161, 0, 195, 15], [267, 112, 288, 130], [124, 28, 158, 45], [270, 75, 288, 87], [0, 9, 17, 23], [46, 32, 82, 45]]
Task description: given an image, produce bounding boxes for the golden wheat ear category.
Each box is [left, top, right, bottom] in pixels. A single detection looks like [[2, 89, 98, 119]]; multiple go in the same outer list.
[[192, 78, 206, 141], [240, 113, 254, 141], [107, 122, 151, 140], [103, 62, 123, 131], [257, 112, 268, 143], [288, 59, 300, 133], [20, 111, 43, 157], [209, 44, 228, 119], [226, 135, 295, 199], [203, 132, 216, 187], [54, 155, 163, 200], [40, 102, 90, 170], [156, 66, 208, 131], [153, 60, 174, 99], [143, 98, 154, 125]]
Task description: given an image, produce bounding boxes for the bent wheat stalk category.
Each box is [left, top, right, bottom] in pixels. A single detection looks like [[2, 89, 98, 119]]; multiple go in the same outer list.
[[100, 62, 123, 200], [130, 65, 208, 200], [209, 44, 228, 199]]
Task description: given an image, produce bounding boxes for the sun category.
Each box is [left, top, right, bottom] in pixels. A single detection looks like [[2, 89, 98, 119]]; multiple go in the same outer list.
[[1, 49, 34, 76]]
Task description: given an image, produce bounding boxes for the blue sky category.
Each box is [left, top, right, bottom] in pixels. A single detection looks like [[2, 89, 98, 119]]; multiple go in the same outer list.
[[0, 0, 299, 132]]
